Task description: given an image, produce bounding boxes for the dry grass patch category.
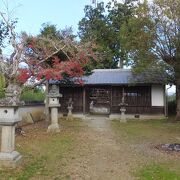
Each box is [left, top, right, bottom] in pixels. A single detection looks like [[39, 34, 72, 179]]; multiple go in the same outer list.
[[111, 119, 180, 179], [0, 119, 84, 180]]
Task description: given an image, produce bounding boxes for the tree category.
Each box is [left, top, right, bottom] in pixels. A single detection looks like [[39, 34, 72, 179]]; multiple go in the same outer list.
[[0, 74, 5, 98], [0, 12, 95, 105], [78, 0, 136, 68], [40, 23, 76, 40], [0, 20, 9, 53], [120, 0, 180, 120], [0, 21, 6, 97]]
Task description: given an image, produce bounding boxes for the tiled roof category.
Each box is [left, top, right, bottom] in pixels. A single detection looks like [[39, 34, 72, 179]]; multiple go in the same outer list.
[[49, 69, 166, 85], [82, 69, 132, 84]]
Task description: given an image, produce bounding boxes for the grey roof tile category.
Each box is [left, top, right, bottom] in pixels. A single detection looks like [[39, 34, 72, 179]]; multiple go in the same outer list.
[[82, 69, 132, 84], [49, 69, 166, 85]]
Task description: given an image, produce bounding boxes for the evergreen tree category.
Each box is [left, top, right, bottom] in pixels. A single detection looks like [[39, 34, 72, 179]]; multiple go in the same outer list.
[[120, 0, 180, 120], [78, 0, 136, 68]]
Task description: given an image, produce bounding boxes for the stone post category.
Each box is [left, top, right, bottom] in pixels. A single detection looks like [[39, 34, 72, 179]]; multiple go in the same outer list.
[[0, 106, 22, 168], [47, 98, 61, 132], [66, 98, 73, 120], [120, 107, 127, 123], [67, 106, 73, 116], [47, 85, 62, 133], [119, 88, 128, 123]]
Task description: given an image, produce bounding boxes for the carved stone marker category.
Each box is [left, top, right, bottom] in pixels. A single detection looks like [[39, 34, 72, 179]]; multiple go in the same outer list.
[[47, 85, 62, 132], [66, 98, 73, 120], [0, 84, 22, 168], [120, 107, 127, 122], [119, 89, 128, 123]]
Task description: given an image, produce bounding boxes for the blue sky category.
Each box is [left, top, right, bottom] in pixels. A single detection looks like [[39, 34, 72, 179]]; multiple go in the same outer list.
[[0, 0, 97, 35], [0, 0, 176, 93]]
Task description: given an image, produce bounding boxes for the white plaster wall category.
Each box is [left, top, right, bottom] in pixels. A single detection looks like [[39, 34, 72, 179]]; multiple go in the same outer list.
[[151, 85, 165, 106]]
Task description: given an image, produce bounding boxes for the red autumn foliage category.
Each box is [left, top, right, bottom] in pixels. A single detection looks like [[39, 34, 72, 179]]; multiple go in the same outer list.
[[0, 13, 96, 90], [17, 69, 31, 83], [10, 35, 96, 87], [35, 59, 84, 81]]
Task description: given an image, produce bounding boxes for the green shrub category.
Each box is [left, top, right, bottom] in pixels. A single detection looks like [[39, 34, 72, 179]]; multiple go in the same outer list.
[[20, 87, 45, 102], [0, 74, 5, 98]]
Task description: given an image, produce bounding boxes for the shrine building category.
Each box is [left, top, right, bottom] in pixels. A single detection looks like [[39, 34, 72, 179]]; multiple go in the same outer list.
[[49, 69, 167, 118]]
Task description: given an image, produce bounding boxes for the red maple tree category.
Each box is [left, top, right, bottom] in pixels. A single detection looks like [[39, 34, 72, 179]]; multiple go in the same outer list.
[[0, 12, 96, 97]]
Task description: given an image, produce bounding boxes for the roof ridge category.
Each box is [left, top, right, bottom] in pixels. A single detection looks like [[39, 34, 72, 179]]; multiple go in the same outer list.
[[93, 69, 131, 72]]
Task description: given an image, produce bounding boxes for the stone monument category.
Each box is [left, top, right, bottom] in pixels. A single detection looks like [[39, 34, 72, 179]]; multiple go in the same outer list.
[[119, 89, 128, 123], [0, 84, 22, 168], [66, 98, 73, 120], [47, 85, 62, 132]]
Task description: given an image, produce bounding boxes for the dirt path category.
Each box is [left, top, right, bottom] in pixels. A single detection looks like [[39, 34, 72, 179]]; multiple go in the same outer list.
[[66, 117, 137, 180], [1, 117, 179, 180]]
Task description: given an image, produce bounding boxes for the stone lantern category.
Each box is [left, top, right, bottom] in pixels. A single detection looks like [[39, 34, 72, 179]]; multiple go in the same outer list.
[[119, 88, 128, 123], [66, 98, 73, 120], [0, 84, 22, 168], [47, 85, 62, 132]]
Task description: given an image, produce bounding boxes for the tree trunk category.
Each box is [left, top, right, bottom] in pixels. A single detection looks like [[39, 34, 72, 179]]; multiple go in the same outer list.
[[175, 82, 180, 121], [119, 58, 124, 69], [45, 81, 50, 121], [174, 63, 180, 121]]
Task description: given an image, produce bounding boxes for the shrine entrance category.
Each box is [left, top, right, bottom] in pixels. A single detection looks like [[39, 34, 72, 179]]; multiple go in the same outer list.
[[88, 87, 111, 115]]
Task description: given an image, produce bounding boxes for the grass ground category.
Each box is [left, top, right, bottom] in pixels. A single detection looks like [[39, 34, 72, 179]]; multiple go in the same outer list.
[[0, 118, 179, 180], [0, 119, 83, 180], [111, 119, 180, 179]]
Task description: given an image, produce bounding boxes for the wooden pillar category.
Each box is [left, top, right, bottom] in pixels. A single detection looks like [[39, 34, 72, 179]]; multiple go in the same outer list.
[[110, 86, 112, 114], [83, 87, 86, 114]]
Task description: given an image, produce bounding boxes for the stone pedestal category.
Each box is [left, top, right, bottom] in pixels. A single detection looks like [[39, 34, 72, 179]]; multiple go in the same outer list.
[[1, 126, 15, 152], [47, 98, 61, 133], [120, 107, 127, 123], [0, 106, 22, 168], [66, 106, 73, 120], [47, 104, 60, 132]]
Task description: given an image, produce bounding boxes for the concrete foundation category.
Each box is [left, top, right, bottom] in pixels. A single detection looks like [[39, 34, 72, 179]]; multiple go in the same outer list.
[[59, 113, 165, 121], [109, 114, 165, 120], [47, 123, 60, 133], [0, 151, 22, 168]]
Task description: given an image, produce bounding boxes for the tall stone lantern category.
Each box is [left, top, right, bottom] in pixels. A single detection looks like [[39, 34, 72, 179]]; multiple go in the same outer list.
[[47, 85, 62, 132], [0, 84, 22, 168]]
